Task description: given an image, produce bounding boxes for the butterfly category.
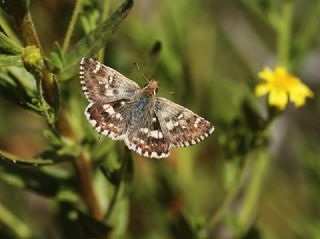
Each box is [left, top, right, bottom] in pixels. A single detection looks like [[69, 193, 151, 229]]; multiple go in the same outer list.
[[80, 57, 214, 158]]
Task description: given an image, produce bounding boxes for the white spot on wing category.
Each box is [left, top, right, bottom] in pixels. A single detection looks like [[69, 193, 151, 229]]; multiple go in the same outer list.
[[150, 130, 159, 138], [166, 121, 174, 131], [103, 104, 115, 115], [93, 63, 101, 73], [209, 126, 214, 134], [115, 113, 122, 120]]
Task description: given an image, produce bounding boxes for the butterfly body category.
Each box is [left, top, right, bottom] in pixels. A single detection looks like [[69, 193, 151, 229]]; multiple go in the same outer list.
[[80, 57, 214, 158]]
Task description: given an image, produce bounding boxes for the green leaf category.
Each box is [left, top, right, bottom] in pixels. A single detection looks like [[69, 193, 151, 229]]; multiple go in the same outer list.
[[43, 129, 64, 146], [79, 3, 100, 34], [58, 0, 134, 80], [0, 202, 32, 238], [0, 32, 22, 55], [0, 158, 72, 197], [0, 54, 23, 66], [241, 100, 266, 132], [38, 144, 81, 164], [100, 148, 133, 186], [0, 149, 54, 166], [47, 41, 64, 72], [0, 70, 38, 112], [170, 212, 197, 239], [58, 202, 112, 239], [0, 140, 80, 167]]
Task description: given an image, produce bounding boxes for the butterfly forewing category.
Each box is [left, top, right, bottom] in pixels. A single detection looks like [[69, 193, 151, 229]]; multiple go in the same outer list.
[[154, 97, 214, 147], [80, 57, 140, 102]]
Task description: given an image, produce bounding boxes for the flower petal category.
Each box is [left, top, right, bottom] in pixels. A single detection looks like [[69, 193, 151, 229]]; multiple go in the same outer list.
[[268, 90, 288, 110], [274, 67, 288, 78], [255, 84, 270, 97], [289, 81, 314, 107], [258, 67, 274, 82]]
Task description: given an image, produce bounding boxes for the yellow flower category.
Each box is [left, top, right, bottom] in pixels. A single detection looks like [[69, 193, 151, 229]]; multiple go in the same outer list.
[[255, 66, 314, 110]]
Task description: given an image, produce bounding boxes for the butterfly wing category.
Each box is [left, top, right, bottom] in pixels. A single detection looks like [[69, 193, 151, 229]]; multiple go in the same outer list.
[[85, 99, 135, 140], [124, 112, 171, 158], [80, 57, 140, 140], [154, 97, 214, 147], [80, 57, 140, 103]]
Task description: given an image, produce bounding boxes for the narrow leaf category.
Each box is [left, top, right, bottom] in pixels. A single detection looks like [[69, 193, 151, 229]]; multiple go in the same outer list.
[[0, 54, 23, 66], [0, 32, 22, 54], [58, 202, 112, 239], [0, 202, 32, 238], [58, 0, 134, 80], [0, 159, 73, 197], [0, 149, 54, 166]]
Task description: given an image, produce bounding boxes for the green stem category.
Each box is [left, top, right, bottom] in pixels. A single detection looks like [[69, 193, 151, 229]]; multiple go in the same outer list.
[[98, 0, 111, 62], [10, 0, 58, 110], [237, 151, 269, 235], [0, 202, 31, 238], [104, 155, 129, 220], [62, 0, 83, 53], [206, 158, 250, 232], [276, 1, 294, 68], [241, 0, 281, 30]]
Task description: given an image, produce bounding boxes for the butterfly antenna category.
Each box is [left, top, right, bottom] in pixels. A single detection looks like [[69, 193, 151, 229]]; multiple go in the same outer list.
[[134, 62, 149, 84], [159, 86, 175, 95]]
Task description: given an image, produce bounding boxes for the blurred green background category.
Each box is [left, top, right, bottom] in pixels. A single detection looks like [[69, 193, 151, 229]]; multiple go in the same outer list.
[[0, 0, 319, 239]]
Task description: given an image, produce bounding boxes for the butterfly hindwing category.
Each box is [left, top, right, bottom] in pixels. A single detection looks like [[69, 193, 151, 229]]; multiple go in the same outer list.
[[125, 113, 171, 158], [80, 57, 140, 103], [154, 97, 214, 147], [85, 99, 134, 140]]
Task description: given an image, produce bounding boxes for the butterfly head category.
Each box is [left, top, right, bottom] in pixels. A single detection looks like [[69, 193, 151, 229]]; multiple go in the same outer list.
[[143, 80, 159, 95]]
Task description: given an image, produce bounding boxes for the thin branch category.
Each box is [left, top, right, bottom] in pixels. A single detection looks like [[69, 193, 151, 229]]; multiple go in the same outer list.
[[74, 151, 104, 219], [62, 0, 83, 53]]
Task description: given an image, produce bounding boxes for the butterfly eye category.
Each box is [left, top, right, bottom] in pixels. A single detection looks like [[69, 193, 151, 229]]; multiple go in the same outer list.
[[155, 88, 159, 93], [143, 83, 148, 88]]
